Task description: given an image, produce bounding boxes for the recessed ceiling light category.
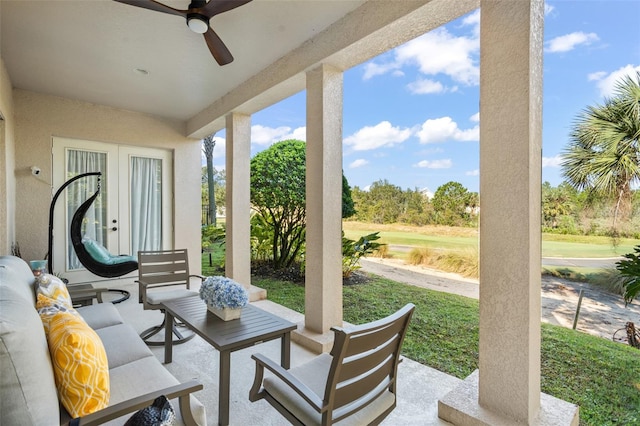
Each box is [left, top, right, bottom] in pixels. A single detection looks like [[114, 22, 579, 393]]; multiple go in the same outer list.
[[134, 68, 149, 76]]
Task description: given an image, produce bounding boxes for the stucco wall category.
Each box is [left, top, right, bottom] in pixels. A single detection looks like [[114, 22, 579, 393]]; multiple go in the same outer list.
[[13, 89, 202, 273], [0, 58, 16, 255]]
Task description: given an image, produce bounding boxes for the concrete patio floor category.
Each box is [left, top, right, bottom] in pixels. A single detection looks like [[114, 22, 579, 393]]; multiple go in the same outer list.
[[104, 279, 461, 425]]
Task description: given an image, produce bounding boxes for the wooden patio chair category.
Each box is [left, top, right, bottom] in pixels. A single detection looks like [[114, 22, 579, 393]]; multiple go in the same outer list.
[[249, 303, 415, 425], [137, 249, 202, 346]]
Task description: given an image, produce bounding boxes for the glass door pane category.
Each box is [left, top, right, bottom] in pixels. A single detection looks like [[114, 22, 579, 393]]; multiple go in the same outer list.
[[66, 149, 107, 270], [130, 156, 163, 253]]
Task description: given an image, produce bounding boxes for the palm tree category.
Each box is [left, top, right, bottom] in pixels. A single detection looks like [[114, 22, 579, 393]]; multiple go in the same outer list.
[[561, 72, 640, 229], [202, 133, 217, 226]]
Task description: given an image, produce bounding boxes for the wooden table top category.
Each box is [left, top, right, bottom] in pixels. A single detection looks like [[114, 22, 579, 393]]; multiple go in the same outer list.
[[161, 297, 297, 352]]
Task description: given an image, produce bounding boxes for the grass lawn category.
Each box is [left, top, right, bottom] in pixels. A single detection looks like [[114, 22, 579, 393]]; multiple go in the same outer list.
[[343, 221, 640, 258], [254, 274, 640, 426]]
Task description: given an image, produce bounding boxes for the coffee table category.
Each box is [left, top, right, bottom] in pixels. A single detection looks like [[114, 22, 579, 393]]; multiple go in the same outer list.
[[161, 297, 297, 426]]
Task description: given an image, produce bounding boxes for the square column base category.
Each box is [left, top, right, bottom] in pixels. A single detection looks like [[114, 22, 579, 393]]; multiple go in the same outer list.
[[438, 371, 579, 425]]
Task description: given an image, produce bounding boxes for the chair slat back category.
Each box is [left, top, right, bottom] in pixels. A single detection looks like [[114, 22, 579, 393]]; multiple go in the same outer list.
[[336, 334, 399, 382], [324, 303, 414, 423], [138, 249, 190, 289], [343, 318, 405, 358]]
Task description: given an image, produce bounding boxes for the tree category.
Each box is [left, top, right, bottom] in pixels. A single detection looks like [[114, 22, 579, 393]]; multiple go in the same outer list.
[[542, 181, 577, 229], [431, 181, 475, 226], [250, 139, 355, 269], [398, 188, 431, 226], [561, 72, 640, 229], [342, 175, 356, 219], [354, 180, 405, 224], [202, 133, 217, 226]]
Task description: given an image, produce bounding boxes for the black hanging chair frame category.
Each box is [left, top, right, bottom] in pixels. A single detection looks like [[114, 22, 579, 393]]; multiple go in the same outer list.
[[47, 171, 138, 278]]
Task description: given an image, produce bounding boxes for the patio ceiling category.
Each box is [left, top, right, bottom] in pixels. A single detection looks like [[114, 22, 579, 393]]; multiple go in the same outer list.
[[1, 0, 365, 121], [1, 0, 479, 138]]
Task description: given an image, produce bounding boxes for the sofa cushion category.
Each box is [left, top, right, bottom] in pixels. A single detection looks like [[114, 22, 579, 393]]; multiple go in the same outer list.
[[47, 311, 110, 418], [77, 302, 124, 330], [0, 255, 37, 304], [105, 358, 206, 426], [95, 324, 154, 369], [0, 283, 60, 425]]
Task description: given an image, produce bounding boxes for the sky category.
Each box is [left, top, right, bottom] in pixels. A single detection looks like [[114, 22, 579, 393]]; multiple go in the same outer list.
[[205, 1, 640, 195]]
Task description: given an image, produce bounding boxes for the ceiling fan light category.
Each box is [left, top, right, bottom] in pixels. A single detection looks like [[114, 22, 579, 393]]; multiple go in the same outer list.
[[187, 14, 208, 34]]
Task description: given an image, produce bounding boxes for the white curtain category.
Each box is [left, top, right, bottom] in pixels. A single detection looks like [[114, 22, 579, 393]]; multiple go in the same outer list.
[[67, 150, 106, 270], [130, 156, 162, 253]]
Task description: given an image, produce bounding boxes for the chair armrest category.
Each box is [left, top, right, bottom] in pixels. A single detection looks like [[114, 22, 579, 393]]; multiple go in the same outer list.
[[249, 353, 324, 412], [188, 274, 204, 290], [135, 279, 148, 304], [71, 380, 203, 426]]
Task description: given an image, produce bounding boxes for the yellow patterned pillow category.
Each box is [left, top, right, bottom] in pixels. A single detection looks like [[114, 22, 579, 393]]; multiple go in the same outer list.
[[36, 274, 73, 308], [47, 311, 110, 418], [37, 293, 81, 334]]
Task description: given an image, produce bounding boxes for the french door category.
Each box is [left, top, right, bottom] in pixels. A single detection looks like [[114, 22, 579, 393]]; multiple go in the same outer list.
[[52, 137, 173, 283]]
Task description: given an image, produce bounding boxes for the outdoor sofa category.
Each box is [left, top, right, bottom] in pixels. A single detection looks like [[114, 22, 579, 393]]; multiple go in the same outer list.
[[0, 255, 206, 425]]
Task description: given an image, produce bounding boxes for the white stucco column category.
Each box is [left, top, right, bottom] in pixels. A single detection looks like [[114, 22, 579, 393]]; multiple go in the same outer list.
[[478, 0, 543, 421], [304, 64, 343, 337], [225, 112, 251, 290], [439, 1, 579, 424]]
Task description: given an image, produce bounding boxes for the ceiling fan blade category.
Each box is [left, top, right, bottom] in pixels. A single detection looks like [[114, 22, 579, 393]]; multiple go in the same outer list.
[[113, 0, 187, 17], [199, 0, 253, 18], [204, 27, 234, 65]]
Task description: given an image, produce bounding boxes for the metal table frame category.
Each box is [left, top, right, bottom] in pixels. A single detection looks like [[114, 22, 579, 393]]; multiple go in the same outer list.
[[162, 298, 296, 426]]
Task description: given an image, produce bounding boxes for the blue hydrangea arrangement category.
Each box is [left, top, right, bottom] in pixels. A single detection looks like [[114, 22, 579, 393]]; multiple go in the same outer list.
[[199, 276, 249, 309]]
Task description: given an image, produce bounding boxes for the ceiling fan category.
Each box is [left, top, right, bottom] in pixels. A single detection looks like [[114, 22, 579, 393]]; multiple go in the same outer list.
[[113, 0, 253, 65]]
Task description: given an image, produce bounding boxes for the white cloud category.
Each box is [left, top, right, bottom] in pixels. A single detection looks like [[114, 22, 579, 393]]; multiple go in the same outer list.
[[363, 185, 371, 192], [282, 126, 306, 141], [363, 61, 401, 80], [461, 9, 480, 28], [251, 125, 291, 145], [470, 112, 480, 122], [416, 117, 479, 144], [407, 78, 446, 94], [362, 21, 479, 88], [544, 4, 555, 16], [349, 159, 369, 169], [542, 155, 563, 168], [396, 28, 479, 86], [414, 159, 452, 169], [344, 121, 412, 151], [250, 125, 306, 146], [466, 169, 479, 176], [545, 31, 599, 53], [588, 71, 607, 82], [588, 64, 640, 97]]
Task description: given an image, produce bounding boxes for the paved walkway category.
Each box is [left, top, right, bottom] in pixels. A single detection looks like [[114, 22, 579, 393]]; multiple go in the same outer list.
[[360, 257, 640, 341]]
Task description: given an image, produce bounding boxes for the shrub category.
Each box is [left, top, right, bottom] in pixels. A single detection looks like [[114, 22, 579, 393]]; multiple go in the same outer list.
[[407, 247, 435, 266], [342, 232, 384, 278], [372, 244, 390, 259], [407, 247, 479, 278], [589, 268, 629, 295], [616, 245, 640, 305]]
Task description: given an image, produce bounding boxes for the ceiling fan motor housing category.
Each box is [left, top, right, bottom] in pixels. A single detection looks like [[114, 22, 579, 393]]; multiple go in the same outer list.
[[187, 12, 209, 33]]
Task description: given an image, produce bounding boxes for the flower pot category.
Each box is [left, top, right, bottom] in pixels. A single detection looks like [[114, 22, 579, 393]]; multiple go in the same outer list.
[[207, 305, 242, 321]]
